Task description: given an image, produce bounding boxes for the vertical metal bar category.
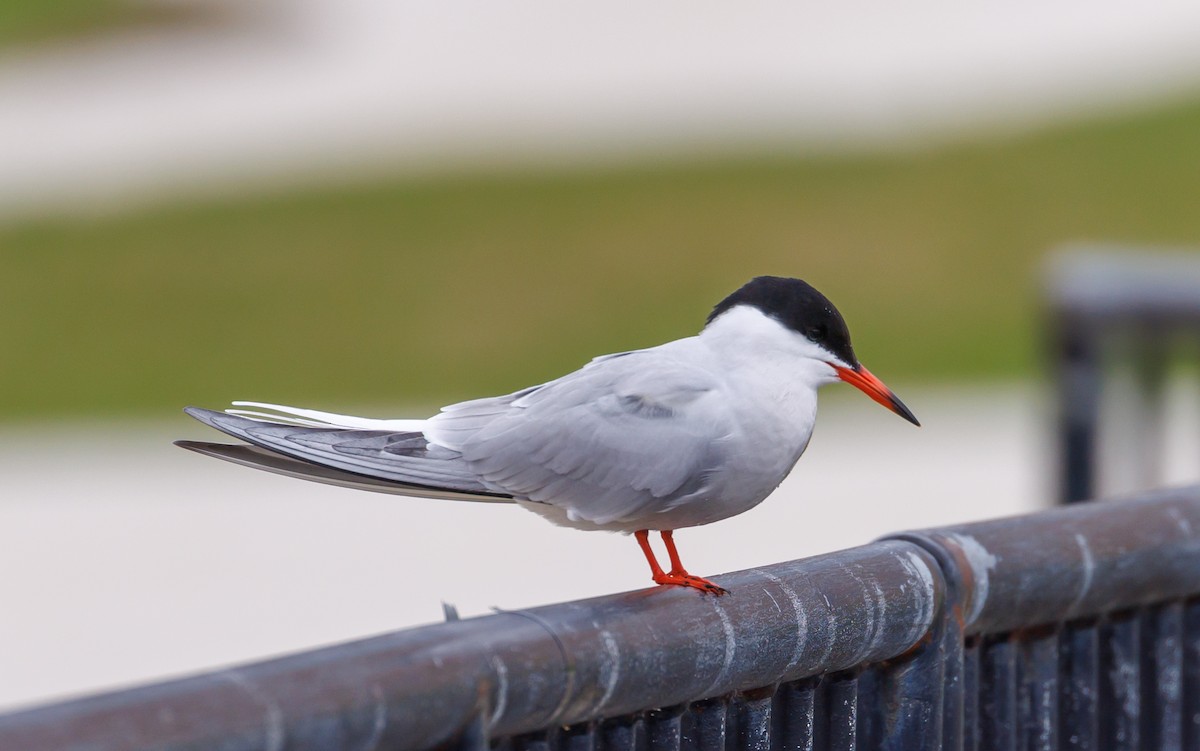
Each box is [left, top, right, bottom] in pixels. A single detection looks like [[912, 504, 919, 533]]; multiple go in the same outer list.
[[1184, 598, 1200, 750], [560, 722, 597, 751], [598, 717, 642, 751], [733, 689, 773, 751], [647, 705, 684, 751], [1139, 602, 1184, 751], [829, 674, 859, 751], [1058, 620, 1099, 751], [979, 636, 1017, 751], [771, 678, 816, 751], [815, 672, 858, 751], [963, 637, 980, 751], [1055, 321, 1102, 504], [682, 699, 726, 751], [1015, 628, 1058, 751], [851, 667, 880, 747], [860, 628, 951, 749], [1099, 612, 1141, 751], [940, 610, 964, 751], [513, 729, 553, 751]]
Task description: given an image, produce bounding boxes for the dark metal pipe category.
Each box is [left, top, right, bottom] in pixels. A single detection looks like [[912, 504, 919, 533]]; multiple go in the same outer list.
[[890, 486, 1200, 636], [5, 486, 1198, 750], [0, 541, 942, 751]]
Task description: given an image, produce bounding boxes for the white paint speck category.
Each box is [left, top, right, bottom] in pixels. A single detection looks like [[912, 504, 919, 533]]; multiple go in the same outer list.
[[365, 683, 388, 750], [947, 533, 998, 624], [1167, 507, 1193, 536], [222, 670, 284, 751], [488, 655, 508, 726], [595, 630, 621, 714], [900, 549, 937, 637], [752, 569, 808, 674], [701, 599, 737, 698], [1066, 534, 1095, 618]]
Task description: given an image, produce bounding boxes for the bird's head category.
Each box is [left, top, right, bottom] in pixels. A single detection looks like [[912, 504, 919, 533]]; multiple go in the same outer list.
[[705, 276, 920, 426]]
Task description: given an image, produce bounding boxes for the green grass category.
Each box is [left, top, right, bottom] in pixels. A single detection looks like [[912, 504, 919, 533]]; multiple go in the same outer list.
[[4, 98, 1200, 419], [0, 0, 214, 49]]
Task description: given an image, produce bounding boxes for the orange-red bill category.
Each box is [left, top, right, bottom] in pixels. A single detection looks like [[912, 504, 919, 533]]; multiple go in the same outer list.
[[834, 364, 920, 426]]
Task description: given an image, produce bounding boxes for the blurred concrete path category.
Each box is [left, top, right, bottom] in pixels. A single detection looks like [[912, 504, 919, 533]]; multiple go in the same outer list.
[[2, 1, 1200, 218]]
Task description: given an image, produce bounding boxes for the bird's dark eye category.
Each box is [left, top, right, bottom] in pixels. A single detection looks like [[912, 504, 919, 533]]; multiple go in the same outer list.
[[808, 324, 828, 341]]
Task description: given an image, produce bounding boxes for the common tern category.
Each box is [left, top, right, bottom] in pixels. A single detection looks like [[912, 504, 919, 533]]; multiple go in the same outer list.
[[179, 276, 919, 594]]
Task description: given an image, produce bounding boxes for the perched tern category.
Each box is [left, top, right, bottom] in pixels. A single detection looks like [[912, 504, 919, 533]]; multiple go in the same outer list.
[[179, 276, 918, 594]]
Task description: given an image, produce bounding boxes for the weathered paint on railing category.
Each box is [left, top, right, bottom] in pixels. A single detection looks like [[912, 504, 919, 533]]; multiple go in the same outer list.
[[892, 488, 1200, 635], [0, 541, 943, 750], [1, 486, 1197, 750]]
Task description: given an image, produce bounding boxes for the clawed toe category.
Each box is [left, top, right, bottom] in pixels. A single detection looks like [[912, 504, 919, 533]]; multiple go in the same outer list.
[[653, 572, 729, 595], [637, 529, 729, 595]]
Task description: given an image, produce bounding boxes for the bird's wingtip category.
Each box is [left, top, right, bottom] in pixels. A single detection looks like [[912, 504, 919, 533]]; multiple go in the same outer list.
[[183, 405, 213, 420], [183, 405, 237, 428]]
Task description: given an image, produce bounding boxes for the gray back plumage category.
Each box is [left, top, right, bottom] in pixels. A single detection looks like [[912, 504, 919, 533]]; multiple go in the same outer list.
[[427, 344, 734, 526]]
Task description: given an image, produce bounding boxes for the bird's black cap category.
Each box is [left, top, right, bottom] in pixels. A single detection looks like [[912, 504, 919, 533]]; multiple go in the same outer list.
[[707, 276, 858, 367]]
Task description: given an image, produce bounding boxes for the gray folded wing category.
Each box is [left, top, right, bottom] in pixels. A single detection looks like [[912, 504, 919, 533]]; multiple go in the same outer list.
[[175, 440, 515, 503], [182, 407, 506, 498], [180, 341, 734, 523], [430, 350, 734, 526]]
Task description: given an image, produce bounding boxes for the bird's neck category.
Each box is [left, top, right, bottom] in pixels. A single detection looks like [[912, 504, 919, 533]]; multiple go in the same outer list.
[[699, 306, 840, 390]]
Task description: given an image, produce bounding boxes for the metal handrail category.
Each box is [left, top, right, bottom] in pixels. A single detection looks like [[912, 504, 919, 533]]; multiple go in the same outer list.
[[2, 486, 1198, 750]]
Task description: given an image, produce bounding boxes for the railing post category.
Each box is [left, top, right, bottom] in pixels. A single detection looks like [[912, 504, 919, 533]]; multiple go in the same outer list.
[[1054, 317, 1102, 504], [879, 531, 970, 751]]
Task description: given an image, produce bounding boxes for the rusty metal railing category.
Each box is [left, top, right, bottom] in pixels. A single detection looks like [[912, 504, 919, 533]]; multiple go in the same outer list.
[[2, 486, 1198, 749]]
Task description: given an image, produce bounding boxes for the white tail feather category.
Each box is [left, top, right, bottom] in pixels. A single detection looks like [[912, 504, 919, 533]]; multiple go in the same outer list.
[[227, 401, 428, 431], [225, 410, 332, 428]]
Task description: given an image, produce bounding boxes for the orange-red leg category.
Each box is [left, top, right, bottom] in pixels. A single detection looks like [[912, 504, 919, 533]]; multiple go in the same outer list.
[[635, 529, 728, 595]]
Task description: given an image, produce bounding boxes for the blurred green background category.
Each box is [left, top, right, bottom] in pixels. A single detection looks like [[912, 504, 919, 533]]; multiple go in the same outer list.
[[2, 0, 134, 45], [0, 0, 219, 48], [5, 97, 1200, 419], [7, 1, 1200, 714], [3, 4, 1200, 421]]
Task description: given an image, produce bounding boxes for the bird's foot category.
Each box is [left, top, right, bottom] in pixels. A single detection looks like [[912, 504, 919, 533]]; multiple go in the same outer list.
[[652, 571, 729, 596]]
